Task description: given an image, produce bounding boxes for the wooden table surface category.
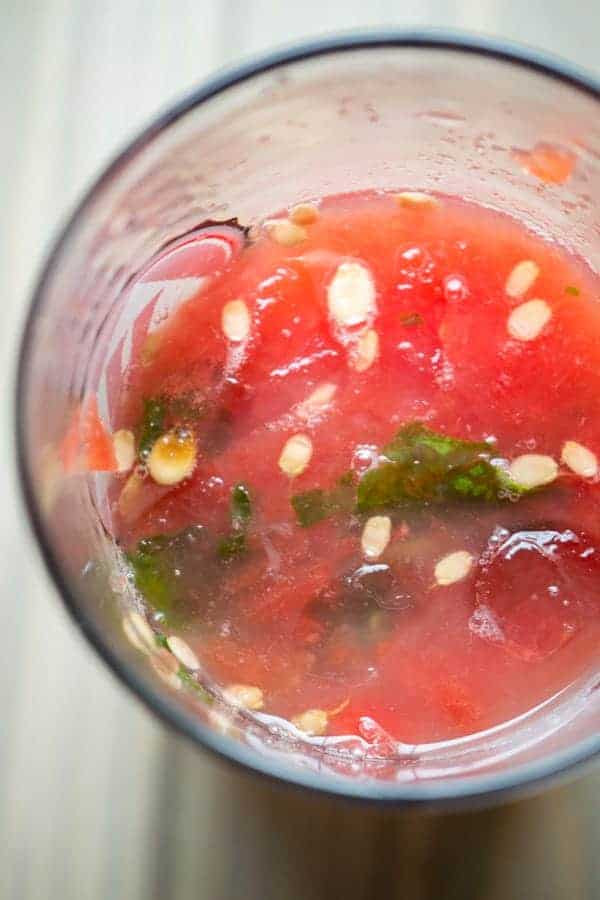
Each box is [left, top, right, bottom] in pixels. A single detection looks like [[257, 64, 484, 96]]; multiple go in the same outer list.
[[2, 2, 600, 898]]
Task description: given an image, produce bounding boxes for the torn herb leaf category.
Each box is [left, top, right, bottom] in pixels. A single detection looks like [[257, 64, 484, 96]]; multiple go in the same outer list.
[[291, 422, 552, 525], [292, 489, 330, 527], [357, 422, 502, 512], [217, 483, 253, 560], [231, 483, 251, 526], [358, 422, 503, 512], [565, 285, 580, 296], [292, 473, 356, 527], [383, 423, 490, 462], [127, 525, 212, 625], [137, 393, 204, 461], [178, 667, 213, 704], [128, 536, 172, 615], [138, 397, 166, 460], [217, 532, 246, 560]]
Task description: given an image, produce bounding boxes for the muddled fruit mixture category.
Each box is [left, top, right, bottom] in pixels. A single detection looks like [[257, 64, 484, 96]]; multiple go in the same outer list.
[[69, 188, 600, 745]]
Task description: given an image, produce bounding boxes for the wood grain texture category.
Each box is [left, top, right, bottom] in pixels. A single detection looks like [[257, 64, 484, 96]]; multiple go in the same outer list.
[[1, 1, 600, 898]]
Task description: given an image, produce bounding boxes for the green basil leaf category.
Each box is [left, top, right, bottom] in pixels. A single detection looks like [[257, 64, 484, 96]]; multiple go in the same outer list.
[[138, 397, 166, 460], [292, 489, 331, 527], [358, 423, 501, 512], [231, 483, 251, 526], [292, 473, 356, 527], [178, 668, 213, 704], [217, 532, 246, 560], [127, 526, 211, 625]]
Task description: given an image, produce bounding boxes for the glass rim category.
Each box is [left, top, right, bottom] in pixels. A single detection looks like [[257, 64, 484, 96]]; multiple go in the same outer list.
[[15, 29, 600, 807]]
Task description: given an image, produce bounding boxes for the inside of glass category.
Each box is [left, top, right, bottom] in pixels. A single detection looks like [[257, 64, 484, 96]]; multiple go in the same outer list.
[[21, 44, 600, 793]]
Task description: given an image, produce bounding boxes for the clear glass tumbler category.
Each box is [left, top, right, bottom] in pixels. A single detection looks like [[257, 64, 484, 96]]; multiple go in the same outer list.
[[17, 32, 600, 807]]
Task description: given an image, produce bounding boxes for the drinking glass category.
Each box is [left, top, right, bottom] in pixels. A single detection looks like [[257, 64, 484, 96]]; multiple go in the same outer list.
[[17, 32, 600, 807]]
